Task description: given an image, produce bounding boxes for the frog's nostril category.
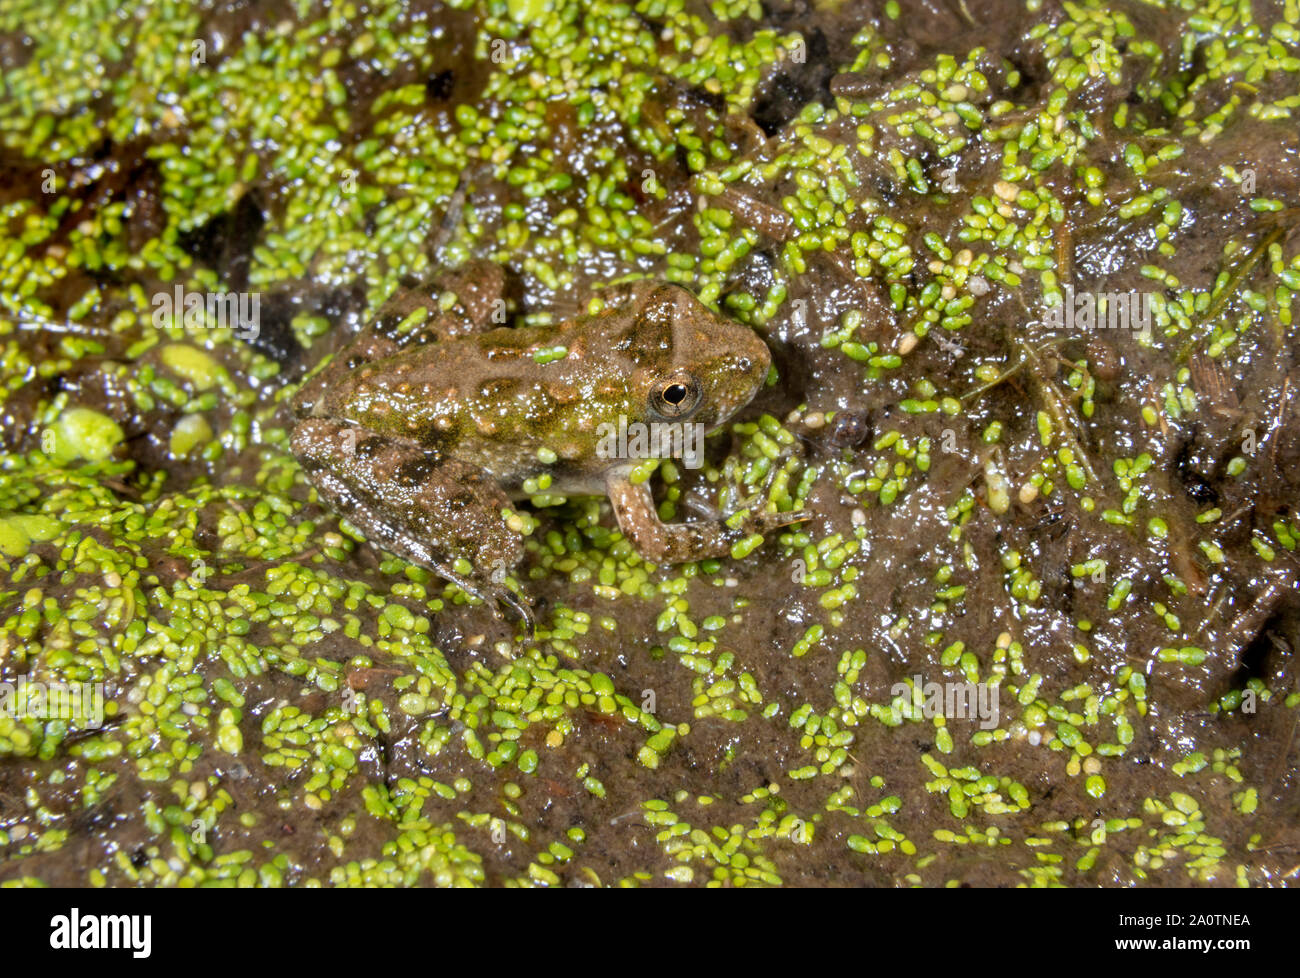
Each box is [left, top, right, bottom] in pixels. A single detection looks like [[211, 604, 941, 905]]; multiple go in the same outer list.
[[736, 357, 752, 372]]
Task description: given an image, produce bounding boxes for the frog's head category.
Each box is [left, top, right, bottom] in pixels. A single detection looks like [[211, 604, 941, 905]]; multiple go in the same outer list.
[[615, 283, 772, 436]]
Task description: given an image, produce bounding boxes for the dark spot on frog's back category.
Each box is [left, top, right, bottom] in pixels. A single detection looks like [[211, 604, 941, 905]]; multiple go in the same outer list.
[[478, 377, 521, 400], [444, 488, 478, 513], [523, 400, 560, 436], [395, 455, 441, 488], [373, 312, 404, 339], [355, 436, 384, 460]]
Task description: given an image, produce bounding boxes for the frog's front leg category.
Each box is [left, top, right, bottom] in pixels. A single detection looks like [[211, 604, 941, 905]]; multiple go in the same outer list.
[[605, 475, 809, 564], [294, 261, 506, 418], [292, 418, 532, 627]]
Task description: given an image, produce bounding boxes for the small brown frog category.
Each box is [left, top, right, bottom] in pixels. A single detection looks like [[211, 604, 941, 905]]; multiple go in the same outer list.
[[291, 262, 808, 626]]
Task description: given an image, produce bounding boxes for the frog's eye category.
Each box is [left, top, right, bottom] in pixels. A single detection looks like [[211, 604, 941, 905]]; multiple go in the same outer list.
[[650, 373, 702, 420]]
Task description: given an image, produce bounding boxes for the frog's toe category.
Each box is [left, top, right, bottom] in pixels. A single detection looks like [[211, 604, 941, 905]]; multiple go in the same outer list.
[[495, 587, 536, 636], [450, 576, 534, 636], [750, 507, 812, 534]]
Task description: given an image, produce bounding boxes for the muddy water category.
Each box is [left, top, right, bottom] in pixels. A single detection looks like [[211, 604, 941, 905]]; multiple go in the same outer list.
[[1, 0, 1297, 886]]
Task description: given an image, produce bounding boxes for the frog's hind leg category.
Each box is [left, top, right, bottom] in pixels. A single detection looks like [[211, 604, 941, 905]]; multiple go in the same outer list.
[[293, 261, 507, 419], [292, 418, 533, 628]]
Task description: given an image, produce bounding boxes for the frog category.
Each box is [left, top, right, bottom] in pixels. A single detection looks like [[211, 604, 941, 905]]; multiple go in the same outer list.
[[290, 260, 809, 628]]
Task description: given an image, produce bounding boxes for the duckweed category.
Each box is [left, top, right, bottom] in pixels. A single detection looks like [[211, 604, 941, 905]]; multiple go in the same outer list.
[[1, 0, 1298, 889]]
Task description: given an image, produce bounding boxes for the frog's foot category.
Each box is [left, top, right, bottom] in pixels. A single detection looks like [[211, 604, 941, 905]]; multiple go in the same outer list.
[[442, 569, 535, 634], [726, 485, 812, 533], [605, 477, 809, 565], [742, 507, 813, 535], [494, 586, 537, 636], [292, 419, 531, 629]]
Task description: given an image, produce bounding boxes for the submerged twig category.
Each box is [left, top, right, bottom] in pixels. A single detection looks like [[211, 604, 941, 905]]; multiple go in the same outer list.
[[1017, 335, 1101, 484], [1178, 223, 1285, 363]]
